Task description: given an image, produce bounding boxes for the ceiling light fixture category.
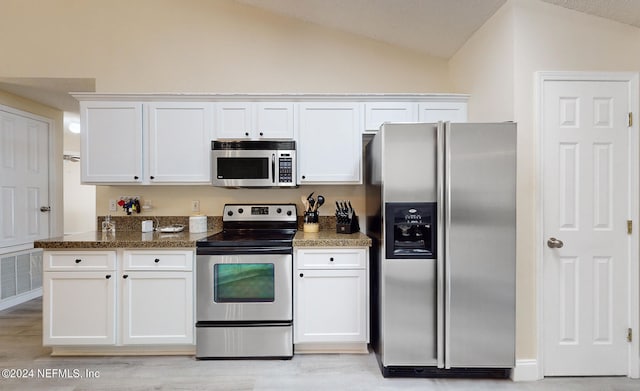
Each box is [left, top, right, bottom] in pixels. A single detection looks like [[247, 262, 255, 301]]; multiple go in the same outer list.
[[68, 122, 81, 134]]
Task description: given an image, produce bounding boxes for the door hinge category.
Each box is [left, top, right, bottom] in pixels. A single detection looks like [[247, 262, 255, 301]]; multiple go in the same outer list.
[[629, 112, 633, 127], [628, 328, 633, 342], [627, 220, 633, 234]]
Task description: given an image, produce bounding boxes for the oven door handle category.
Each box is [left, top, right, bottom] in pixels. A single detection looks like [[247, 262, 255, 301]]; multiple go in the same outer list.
[[196, 246, 292, 255]]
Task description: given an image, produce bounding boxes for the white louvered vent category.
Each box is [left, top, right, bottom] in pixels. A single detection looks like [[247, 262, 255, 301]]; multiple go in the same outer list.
[[0, 249, 43, 308]]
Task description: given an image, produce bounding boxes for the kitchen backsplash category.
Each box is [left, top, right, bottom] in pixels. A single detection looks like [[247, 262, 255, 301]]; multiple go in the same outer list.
[[97, 215, 338, 232], [95, 185, 365, 220], [96, 216, 222, 232]]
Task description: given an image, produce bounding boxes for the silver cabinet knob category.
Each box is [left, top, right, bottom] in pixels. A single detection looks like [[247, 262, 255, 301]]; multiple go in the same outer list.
[[547, 237, 564, 248]]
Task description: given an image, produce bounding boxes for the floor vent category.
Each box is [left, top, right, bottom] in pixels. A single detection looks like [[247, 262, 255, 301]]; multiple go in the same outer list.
[[0, 248, 42, 310]]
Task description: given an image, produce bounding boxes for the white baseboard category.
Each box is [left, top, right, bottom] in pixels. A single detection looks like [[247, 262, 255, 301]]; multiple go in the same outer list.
[[511, 359, 541, 382], [0, 288, 42, 311]]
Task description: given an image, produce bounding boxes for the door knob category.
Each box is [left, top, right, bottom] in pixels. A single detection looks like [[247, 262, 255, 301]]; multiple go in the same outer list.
[[547, 237, 564, 248], [40, 206, 51, 212]]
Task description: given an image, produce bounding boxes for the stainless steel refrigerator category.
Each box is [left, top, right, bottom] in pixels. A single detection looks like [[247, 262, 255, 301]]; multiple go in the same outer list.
[[365, 122, 516, 378]]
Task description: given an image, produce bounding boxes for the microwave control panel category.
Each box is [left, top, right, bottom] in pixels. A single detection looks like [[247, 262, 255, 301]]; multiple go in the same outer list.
[[279, 157, 293, 183]]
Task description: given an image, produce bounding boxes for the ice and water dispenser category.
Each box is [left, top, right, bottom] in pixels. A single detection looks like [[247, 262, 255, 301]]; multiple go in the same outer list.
[[385, 202, 437, 259]]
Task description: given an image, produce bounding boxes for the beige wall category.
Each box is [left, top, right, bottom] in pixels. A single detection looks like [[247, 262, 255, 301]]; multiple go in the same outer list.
[[0, 0, 452, 93], [451, 0, 640, 364], [450, 1, 515, 122], [0, 0, 454, 224]]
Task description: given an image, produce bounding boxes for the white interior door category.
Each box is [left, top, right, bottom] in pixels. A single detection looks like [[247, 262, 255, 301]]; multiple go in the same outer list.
[[0, 108, 50, 248], [542, 79, 632, 376]]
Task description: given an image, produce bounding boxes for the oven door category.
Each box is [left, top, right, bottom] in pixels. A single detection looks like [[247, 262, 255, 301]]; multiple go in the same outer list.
[[212, 149, 276, 187], [196, 250, 292, 322]]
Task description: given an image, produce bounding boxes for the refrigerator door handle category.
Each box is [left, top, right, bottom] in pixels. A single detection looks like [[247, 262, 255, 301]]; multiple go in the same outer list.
[[436, 121, 445, 369], [443, 121, 453, 369]]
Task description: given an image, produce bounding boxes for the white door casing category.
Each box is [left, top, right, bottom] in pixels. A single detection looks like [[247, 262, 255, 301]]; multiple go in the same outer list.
[[539, 73, 639, 378], [0, 108, 50, 248]]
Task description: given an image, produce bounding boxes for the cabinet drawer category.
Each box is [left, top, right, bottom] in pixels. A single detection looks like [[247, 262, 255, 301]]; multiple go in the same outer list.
[[296, 249, 366, 269], [44, 251, 116, 271], [123, 250, 193, 271]]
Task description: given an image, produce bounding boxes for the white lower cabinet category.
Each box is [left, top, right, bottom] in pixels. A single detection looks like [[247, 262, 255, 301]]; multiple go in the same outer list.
[[294, 248, 369, 352], [121, 271, 193, 345], [43, 270, 116, 345], [43, 249, 194, 349]]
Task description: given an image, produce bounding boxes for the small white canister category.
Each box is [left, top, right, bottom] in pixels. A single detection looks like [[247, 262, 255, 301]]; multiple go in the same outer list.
[[189, 215, 207, 233], [141, 220, 154, 233]]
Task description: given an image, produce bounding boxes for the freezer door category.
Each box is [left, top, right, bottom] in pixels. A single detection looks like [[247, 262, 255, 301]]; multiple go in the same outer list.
[[444, 122, 516, 368], [381, 123, 437, 203], [382, 258, 438, 366]]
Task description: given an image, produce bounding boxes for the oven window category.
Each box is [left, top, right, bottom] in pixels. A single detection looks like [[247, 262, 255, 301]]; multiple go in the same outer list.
[[217, 158, 269, 179], [214, 264, 275, 302]]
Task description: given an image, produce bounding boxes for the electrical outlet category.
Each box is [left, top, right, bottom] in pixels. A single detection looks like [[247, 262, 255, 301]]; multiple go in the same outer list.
[[109, 200, 117, 212], [191, 200, 200, 213]]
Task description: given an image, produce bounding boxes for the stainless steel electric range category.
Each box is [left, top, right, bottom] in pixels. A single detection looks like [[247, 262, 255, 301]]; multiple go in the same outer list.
[[195, 204, 297, 359]]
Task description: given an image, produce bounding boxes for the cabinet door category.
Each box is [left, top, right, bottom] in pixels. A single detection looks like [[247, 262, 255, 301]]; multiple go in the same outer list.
[[256, 102, 294, 139], [215, 102, 253, 139], [148, 102, 213, 183], [298, 103, 362, 183], [121, 271, 193, 345], [81, 101, 143, 183], [418, 101, 468, 123], [294, 269, 367, 343], [43, 271, 116, 345], [364, 102, 417, 131]]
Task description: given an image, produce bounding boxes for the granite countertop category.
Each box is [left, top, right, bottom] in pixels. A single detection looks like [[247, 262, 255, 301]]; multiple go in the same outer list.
[[34, 230, 215, 249], [293, 231, 372, 247], [35, 229, 372, 250]]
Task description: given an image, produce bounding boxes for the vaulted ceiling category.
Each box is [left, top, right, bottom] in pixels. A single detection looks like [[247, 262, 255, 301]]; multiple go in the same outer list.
[[236, 0, 640, 59], [3, 0, 640, 113]]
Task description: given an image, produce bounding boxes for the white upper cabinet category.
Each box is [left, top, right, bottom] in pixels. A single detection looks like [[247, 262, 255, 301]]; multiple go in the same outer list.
[[364, 102, 417, 132], [147, 102, 213, 183], [418, 101, 468, 123], [215, 102, 252, 139], [256, 103, 295, 139], [298, 103, 362, 184], [215, 102, 294, 139], [81, 101, 144, 183], [80, 101, 213, 184], [76, 94, 468, 186]]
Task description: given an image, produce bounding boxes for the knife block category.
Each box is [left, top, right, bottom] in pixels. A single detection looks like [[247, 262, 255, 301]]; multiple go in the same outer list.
[[336, 214, 359, 234]]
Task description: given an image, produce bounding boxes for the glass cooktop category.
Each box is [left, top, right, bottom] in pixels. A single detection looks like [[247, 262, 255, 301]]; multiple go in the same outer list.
[[196, 229, 296, 247]]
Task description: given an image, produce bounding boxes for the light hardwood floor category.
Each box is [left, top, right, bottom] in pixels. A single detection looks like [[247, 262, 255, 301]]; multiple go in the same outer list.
[[0, 298, 638, 390]]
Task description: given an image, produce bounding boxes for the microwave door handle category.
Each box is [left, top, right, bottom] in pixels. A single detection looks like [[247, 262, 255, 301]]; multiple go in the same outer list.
[[272, 153, 276, 184]]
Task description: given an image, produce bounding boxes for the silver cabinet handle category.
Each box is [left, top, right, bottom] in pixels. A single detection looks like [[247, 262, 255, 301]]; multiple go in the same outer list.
[[547, 237, 564, 248]]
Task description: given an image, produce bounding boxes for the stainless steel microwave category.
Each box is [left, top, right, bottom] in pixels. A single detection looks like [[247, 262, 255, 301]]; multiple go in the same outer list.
[[211, 140, 296, 188]]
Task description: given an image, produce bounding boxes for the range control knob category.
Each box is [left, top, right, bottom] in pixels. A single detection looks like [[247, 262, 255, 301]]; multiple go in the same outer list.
[[238, 208, 244, 214], [286, 210, 293, 216], [276, 208, 282, 214], [227, 210, 233, 216]]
